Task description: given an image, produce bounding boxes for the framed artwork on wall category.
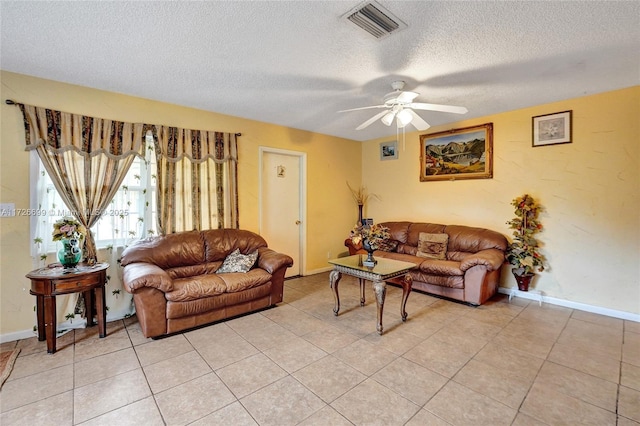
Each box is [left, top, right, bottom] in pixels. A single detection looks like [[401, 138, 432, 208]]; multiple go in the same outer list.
[[532, 110, 572, 147], [419, 123, 493, 182], [380, 141, 398, 160]]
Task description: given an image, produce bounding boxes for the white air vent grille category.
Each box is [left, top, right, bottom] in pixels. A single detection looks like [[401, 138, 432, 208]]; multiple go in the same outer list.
[[343, 1, 407, 39]]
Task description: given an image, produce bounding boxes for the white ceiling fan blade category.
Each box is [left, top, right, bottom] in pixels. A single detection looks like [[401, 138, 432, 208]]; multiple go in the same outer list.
[[409, 102, 468, 114], [408, 109, 431, 131], [396, 91, 419, 103], [338, 105, 386, 113], [356, 110, 390, 130]]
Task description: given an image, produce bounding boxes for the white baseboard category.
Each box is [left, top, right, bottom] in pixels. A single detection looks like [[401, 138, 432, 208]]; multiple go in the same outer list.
[[498, 287, 640, 322]]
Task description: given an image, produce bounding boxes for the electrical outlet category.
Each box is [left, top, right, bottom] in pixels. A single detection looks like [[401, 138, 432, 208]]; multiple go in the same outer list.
[[327, 251, 331, 259]]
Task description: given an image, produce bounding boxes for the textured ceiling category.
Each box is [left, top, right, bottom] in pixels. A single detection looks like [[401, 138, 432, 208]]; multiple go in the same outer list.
[[1, 1, 639, 141]]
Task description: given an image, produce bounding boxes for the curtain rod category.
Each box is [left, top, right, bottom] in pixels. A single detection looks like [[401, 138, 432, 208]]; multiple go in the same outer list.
[[6, 99, 242, 136]]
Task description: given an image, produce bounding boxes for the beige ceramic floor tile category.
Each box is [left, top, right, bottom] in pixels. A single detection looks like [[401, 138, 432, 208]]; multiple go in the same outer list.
[[0, 364, 73, 413], [473, 341, 544, 382], [453, 359, 532, 409], [619, 385, 640, 422], [301, 323, 360, 353], [536, 361, 618, 412], [143, 350, 211, 394], [626, 320, 640, 334], [623, 331, 640, 367], [622, 362, 640, 391], [520, 381, 616, 425], [73, 328, 132, 362], [331, 378, 420, 426], [8, 347, 74, 381], [262, 335, 327, 373], [240, 376, 326, 426], [571, 310, 624, 330], [187, 324, 260, 370], [217, 353, 288, 398], [404, 408, 453, 426], [363, 327, 427, 356], [134, 333, 194, 367], [510, 412, 549, 426], [296, 405, 352, 426], [77, 396, 164, 426], [424, 381, 517, 426], [155, 372, 237, 425], [73, 368, 151, 424], [556, 318, 622, 360], [332, 338, 398, 376], [548, 341, 620, 383], [74, 347, 140, 388], [618, 415, 640, 426], [292, 355, 367, 403], [262, 303, 331, 336], [0, 390, 73, 426], [403, 336, 474, 378], [190, 401, 258, 426], [16, 332, 75, 357], [373, 356, 448, 406]]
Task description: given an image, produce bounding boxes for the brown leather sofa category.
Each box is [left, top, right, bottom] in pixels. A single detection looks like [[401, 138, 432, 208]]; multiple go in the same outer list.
[[345, 221, 507, 305], [121, 229, 293, 338]]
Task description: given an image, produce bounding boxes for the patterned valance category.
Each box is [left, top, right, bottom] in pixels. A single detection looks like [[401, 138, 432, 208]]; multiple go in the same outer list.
[[16, 103, 151, 159], [152, 126, 238, 164]]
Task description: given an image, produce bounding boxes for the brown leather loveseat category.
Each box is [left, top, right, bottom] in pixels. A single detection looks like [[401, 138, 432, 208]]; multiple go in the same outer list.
[[121, 229, 293, 338], [346, 221, 507, 305]]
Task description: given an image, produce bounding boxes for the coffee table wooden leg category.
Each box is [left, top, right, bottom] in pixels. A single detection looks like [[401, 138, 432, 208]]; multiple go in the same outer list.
[[95, 285, 107, 338], [400, 275, 413, 322], [372, 279, 386, 335], [44, 295, 56, 354], [359, 278, 366, 306], [35, 294, 45, 341], [329, 270, 342, 315]]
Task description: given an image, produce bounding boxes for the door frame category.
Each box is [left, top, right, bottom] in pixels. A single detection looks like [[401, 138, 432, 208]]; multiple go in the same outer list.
[[258, 146, 307, 276]]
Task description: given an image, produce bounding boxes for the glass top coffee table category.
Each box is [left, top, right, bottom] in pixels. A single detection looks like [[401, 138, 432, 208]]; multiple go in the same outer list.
[[328, 255, 415, 335]]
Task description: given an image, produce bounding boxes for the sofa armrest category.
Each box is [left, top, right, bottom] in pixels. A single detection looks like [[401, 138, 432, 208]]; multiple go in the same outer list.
[[344, 238, 366, 255], [459, 248, 505, 272], [122, 262, 174, 293], [257, 248, 294, 274]]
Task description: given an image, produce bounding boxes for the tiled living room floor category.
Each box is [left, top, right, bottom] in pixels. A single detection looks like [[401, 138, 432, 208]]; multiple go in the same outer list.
[[1, 272, 639, 425]]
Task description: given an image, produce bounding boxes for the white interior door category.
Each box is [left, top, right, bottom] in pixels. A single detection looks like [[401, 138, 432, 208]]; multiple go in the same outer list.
[[260, 148, 305, 277]]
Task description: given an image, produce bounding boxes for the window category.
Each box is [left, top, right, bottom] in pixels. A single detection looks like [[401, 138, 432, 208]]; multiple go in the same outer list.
[[32, 135, 157, 256]]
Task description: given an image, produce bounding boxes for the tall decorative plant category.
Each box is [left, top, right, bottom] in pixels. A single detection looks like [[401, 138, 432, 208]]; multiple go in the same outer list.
[[506, 194, 546, 290], [346, 181, 379, 225]]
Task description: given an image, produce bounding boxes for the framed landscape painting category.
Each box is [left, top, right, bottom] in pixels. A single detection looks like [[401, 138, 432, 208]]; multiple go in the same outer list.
[[420, 123, 493, 181]]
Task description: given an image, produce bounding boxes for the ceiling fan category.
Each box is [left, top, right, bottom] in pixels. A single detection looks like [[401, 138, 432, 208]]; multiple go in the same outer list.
[[339, 81, 468, 131]]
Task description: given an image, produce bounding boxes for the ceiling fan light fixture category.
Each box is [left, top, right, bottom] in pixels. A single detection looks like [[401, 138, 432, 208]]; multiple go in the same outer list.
[[381, 111, 396, 126], [396, 109, 412, 127]]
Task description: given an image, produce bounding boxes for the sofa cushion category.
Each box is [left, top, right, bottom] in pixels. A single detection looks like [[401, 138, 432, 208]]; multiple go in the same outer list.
[[217, 248, 258, 273], [418, 259, 464, 276], [377, 239, 399, 252], [219, 269, 272, 292], [417, 232, 449, 260], [166, 274, 228, 302]]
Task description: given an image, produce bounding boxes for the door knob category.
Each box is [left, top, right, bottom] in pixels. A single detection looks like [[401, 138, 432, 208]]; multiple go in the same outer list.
[[295, 220, 301, 225]]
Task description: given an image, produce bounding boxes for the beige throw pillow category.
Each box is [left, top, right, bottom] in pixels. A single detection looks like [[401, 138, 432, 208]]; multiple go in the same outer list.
[[417, 232, 448, 260]]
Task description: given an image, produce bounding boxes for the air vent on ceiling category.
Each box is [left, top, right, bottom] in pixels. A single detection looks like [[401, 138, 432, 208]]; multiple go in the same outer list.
[[342, 1, 407, 40]]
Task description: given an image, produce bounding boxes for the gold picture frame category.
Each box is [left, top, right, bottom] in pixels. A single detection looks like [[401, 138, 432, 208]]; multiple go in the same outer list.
[[532, 110, 572, 147], [420, 123, 493, 181]]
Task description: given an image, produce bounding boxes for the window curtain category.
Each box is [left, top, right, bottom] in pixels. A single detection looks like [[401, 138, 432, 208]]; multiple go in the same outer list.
[[17, 103, 151, 262], [152, 126, 239, 234]]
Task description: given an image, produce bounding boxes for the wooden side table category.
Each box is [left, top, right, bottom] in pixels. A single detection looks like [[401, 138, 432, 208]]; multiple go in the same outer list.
[[26, 263, 109, 354]]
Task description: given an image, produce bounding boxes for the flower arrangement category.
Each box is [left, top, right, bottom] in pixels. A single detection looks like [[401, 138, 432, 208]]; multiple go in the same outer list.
[[506, 194, 546, 276], [52, 216, 87, 242], [350, 223, 390, 250]]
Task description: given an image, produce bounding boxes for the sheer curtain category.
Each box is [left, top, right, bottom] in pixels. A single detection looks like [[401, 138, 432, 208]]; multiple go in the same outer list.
[[152, 126, 238, 233], [17, 103, 151, 329]]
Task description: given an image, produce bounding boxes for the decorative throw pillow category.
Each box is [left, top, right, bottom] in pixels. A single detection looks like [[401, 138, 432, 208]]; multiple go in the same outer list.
[[416, 232, 449, 260], [377, 239, 399, 252], [217, 248, 258, 273]]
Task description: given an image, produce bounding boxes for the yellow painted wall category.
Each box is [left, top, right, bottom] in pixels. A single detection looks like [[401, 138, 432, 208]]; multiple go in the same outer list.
[[0, 71, 361, 337], [362, 86, 639, 314]]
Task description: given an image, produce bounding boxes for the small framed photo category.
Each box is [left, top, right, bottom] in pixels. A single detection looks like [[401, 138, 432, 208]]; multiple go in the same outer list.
[[380, 141, 398, 160], [532, 110, 572, 147]]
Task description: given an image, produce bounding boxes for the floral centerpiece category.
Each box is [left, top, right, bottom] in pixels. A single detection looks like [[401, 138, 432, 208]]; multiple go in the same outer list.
[[350, 223, 390, 266], [506, 194, 546, 291], [52, 216, 87, 268]]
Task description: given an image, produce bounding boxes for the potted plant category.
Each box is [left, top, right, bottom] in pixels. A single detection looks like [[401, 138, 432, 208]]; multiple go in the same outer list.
[[506, 194, 546, 291], [349, 222, 390, 267]]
